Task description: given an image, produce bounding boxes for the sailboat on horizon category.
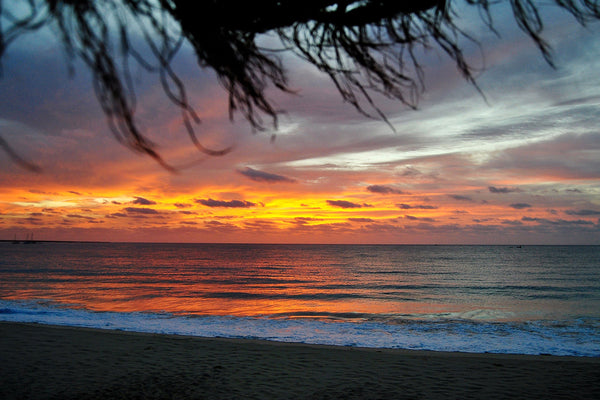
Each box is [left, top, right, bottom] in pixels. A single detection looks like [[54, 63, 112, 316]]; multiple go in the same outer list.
[[12, 232, 37, 244]]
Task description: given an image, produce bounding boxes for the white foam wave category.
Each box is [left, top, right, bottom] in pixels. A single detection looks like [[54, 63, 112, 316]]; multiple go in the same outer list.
[[1, 299, 598, 357]]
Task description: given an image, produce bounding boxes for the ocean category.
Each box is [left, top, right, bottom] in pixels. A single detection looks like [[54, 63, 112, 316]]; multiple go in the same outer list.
[[1, 242, 598, 356]]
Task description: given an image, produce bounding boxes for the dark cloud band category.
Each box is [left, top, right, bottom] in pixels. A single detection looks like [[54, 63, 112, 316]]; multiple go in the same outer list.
[[197, 199, 256, 208], [238, 167, 296, 183]]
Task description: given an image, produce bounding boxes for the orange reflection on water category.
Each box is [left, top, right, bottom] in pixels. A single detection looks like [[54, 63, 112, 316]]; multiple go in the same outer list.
[[1, 243, 468, 320]]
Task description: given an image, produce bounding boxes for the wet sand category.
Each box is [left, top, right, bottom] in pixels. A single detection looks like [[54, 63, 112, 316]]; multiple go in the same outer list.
[[1, 322, 598, 399]]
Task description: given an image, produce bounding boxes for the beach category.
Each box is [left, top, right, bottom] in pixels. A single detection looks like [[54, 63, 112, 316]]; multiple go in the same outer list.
[[1, 322, 598, 399]]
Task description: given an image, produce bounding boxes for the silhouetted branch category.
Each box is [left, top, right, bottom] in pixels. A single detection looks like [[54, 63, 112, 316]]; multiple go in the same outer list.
[[0, 135, 42, 172], [1, 0, 599, 170]]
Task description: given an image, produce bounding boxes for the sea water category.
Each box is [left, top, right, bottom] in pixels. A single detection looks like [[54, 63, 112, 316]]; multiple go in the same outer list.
[[1, 242, 598, 356]]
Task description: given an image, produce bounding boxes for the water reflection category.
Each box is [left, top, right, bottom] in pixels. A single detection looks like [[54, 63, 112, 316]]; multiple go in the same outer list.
[[1, 243, 599, 321]]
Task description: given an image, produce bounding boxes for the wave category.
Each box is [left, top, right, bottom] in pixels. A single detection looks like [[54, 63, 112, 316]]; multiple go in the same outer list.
[[1, 299, 598, 357]]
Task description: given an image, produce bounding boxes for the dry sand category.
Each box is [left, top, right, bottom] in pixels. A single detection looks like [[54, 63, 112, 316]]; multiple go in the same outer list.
[[1, 322, 598, 399]]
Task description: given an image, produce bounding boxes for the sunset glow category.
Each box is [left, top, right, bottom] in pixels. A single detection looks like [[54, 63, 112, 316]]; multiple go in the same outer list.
[[1, 4, 599, 244]]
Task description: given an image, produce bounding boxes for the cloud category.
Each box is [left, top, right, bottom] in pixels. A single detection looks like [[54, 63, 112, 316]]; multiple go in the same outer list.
[[489, 186, 519, 194], [522, 216, 595, 226], [366, 185, 405, 194], [565, 209, 600, 216], [404, 215, 436, 222], [132, 196, 157, 205], [203, 220, 241, 233], [196, 198, 256, 208], [326, 200, 363, 209], [18, 217, 43, 225], [238, 167, 296, 183], [397, 203, 437, 209], [484, 132, 600, 180], [401, 167, 422, 177], [107, 212, 128, 218], [348, 218, 375, 222], [174, 203, 192, 208], [291, 217, 324, 227], [510, 203, 532, 209], [501, 219, 523, 226], [66, 214, 94, 220], [243, 219, 278, 230], [123, 207, 160, 214], [449, 195, 473, 201]]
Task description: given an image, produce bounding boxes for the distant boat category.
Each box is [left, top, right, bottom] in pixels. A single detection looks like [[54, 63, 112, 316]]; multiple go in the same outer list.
[[25, 233, 37, 244], [12, 233, 38, 244]]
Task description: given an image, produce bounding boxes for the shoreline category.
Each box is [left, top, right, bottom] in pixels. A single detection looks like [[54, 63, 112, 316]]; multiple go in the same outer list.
[[1, 322, 598, 399]]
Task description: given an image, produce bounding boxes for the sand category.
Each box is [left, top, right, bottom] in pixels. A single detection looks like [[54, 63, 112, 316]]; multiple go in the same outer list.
[[1, 322, 598, 399]]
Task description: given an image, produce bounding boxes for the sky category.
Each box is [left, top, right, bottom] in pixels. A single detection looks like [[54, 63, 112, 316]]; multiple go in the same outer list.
[[0, 2, 599, 244]]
